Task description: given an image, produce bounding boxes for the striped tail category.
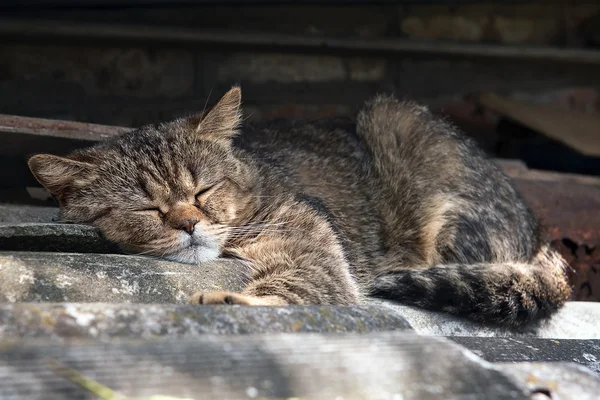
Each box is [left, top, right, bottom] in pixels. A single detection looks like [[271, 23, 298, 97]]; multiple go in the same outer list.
[[370, 245, 572, 327]]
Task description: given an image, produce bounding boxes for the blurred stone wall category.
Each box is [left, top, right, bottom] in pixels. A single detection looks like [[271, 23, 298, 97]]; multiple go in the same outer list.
[[0, 3, 599, 128]]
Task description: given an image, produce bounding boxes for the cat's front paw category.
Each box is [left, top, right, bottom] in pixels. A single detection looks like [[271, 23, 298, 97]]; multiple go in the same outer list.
[[189, 291, 255, 305], [188, 291, 285, 306]]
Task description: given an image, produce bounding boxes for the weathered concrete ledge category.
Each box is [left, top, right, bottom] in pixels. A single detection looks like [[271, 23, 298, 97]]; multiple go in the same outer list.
[[0, 303, 413, 339], [0, 223, 117, 253], [0, 252, 244, 303], [374, 300, 600, 339], [0, 205, 116, 253], [2, 251, 600, 339], [0, 204, 58, 223], [451, 336, 600, 376], [1, 332, 599, 400], [499, 362, 600, 400], [1, 301, 598, 341]]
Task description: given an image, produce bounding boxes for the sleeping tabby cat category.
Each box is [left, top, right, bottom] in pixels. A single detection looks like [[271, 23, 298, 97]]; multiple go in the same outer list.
[[28, 87, 571, 326]]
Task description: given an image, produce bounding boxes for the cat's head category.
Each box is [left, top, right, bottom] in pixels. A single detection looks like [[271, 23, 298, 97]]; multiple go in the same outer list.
[[28, 87, 258, 264]]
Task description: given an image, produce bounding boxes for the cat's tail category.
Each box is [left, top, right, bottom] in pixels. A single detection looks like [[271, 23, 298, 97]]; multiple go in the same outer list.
[[370, 245, 572, 327]]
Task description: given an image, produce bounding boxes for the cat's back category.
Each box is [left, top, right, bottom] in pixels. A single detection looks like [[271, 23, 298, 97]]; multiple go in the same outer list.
[[235, 118, 386, 272], [236, 118, 375, 191], [238, 118, 367, 166]]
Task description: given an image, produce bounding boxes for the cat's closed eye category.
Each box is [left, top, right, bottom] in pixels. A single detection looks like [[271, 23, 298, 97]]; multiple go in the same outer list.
[[195, 185, 214, 198], [138, 208, 165, 218], [195, 180, 226, 203]]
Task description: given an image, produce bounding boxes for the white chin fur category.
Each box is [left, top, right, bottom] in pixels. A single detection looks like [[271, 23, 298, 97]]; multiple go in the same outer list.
[[165, 245, 220, 264], [164, 230, 221, 264]]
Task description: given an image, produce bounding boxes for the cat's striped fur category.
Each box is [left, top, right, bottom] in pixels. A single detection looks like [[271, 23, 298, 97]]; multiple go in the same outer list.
[[29, 87, 571, 327]]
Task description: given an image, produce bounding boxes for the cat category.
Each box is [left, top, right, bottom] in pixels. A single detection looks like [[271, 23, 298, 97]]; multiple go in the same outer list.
[[28, 87, 571, 326]]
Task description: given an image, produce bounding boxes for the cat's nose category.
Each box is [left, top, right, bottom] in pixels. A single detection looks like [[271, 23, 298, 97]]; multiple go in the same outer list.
[[177, 218, 198, 234]]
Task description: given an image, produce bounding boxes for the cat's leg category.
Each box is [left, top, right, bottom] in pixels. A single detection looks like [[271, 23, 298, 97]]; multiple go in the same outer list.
[[188, 239, 361, 306], [189, 208, 362, 306]]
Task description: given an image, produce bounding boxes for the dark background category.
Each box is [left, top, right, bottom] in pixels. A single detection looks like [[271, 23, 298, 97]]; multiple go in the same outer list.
[[1, 0, 599, 173]]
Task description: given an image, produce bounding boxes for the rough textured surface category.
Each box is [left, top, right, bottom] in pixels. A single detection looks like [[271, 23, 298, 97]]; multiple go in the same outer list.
[[2, 6, 599, 129], [0, 223, 118, 254], [0, 332, 529, 400], [218, 54, 347, 83], [499, 362, 600, 400], [451, 337, 600, 375], [0, 303, 412, 340], [2, 332, 600, 400], [0, 204, 58, 223], [1, 300, 598, 340], [0, 252, 244, 303], [373, 300, 600, 339], [1, 45, 195, 98], [400, 5, 562, 44], [0, 251, 597, 339]]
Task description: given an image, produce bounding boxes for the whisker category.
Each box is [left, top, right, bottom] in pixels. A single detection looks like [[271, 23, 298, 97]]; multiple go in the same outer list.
[[226, 227, 292, 234], [242, 111, 255, 123], [128, 248, 166, 256], [197, 87, 213, 128]]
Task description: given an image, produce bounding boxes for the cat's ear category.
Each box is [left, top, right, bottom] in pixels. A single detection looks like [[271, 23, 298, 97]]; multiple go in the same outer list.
[[28, 154, 96, 200], [197, 86, 242, 143]]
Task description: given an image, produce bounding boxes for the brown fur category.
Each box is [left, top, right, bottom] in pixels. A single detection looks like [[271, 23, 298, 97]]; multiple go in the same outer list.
[[28, 87, 571, 326]]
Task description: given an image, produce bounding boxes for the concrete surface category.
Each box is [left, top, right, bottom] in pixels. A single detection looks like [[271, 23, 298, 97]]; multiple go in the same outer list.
[[1, 251, 599, 339], [0, 303, 413, 340], [0, 252, 244, 303], [2, 332, 599, 400], [373, 299, 600, 339], [452, 336, 600, 375], [499, 362, 600, 400], [0, 204, 58, 223], [0, 223, 118, 254]]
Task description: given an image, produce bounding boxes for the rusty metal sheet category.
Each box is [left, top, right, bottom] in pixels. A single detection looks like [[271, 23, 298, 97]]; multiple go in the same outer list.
[[510, 174, 600, 302], [512, 178, 600, 244]]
